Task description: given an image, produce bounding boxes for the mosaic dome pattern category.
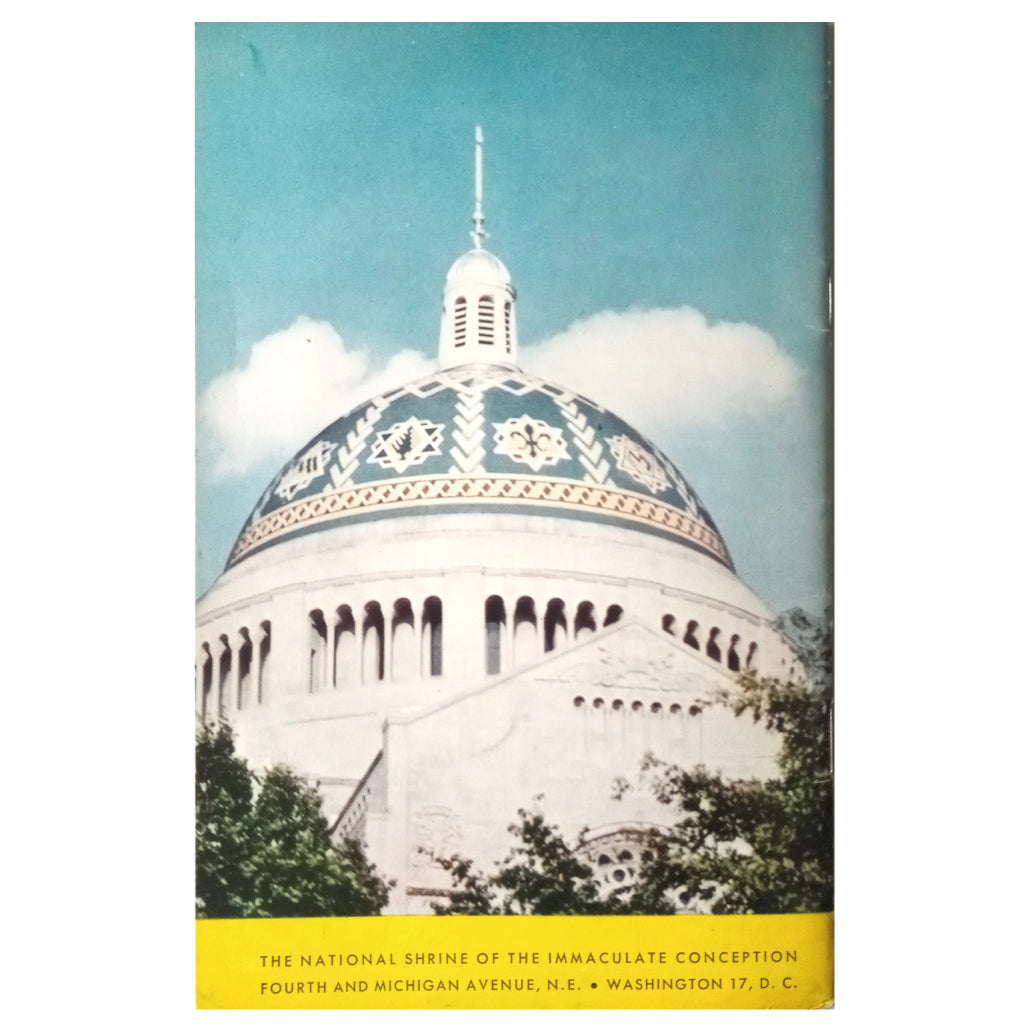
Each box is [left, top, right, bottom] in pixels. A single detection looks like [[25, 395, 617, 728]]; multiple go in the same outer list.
[[228, 365, 733, 571]]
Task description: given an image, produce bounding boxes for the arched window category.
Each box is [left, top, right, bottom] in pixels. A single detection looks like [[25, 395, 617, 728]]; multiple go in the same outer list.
[[478, 295, 495, 344], [237, 629, 253, 709], [727, 634, 742, 672], [504, 300, 512, 353], [513, 596, 537, 665], [575, 601, 597, 638], [485, 595, 506, 675], [662, 614, 677, 636], [706, 627, 722, 662], [422, 597, 443, 677], [745, 641, 759, 671], [392, 598, 416, 682], [216, 630, 232, 720], [454, 296, 467, 344], [604, 604, 623, 627], [200, 643, 213, 720], [217, 635, 231, 719], [334, 605, 356, 688], [362, 602, 385, 683], [309, 610, 328, 693], [683, 619, 701, 650], [544, 598, 568, 653]]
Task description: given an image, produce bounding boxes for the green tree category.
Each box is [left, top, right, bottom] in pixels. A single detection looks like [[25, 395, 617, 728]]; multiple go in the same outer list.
[[431, 804, 641, 916], [195, 725, 390, 918], [432, 609, 833, 915], [627, 659, 833, 914], [195, 722, 255, 918]]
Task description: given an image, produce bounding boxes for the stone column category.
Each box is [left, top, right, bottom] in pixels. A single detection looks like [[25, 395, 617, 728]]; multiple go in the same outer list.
[[195, 642, 208, 720], [382, 604, 393, 685], [268, 590, 310, 700], [228, 629, 242, 714], [327, 610, 338, 690], [443, 570, 485, 686], [500, 591, 512, 674], [217, 635, 230, 721]]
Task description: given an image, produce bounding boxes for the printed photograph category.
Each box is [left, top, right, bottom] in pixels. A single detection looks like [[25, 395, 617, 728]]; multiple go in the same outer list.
[[195, 22, 833, 919]]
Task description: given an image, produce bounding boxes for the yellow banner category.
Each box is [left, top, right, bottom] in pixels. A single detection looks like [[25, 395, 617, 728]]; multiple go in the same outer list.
[[196, 912, 833, 1009]]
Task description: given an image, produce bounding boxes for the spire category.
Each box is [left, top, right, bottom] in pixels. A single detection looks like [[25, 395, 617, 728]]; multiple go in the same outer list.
[[438, 126, 518, 370], [471, 125, 486, 249]]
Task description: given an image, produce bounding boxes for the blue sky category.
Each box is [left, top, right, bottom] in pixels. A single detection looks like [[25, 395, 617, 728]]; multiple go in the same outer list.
[[196, 22, 831, 613]]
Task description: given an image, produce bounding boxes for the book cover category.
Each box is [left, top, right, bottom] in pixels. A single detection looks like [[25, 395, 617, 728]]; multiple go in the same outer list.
[[195, 22, 833, 1009]]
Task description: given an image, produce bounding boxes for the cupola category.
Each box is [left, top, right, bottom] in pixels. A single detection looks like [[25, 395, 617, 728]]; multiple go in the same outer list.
[[438, 127, 519, 369]]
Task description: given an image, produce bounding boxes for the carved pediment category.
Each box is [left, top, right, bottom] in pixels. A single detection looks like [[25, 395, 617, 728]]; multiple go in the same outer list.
[[528, 621, 728, 695]]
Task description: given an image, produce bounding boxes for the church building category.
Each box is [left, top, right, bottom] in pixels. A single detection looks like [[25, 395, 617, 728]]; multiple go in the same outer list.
[[195, 130, 804, 913]]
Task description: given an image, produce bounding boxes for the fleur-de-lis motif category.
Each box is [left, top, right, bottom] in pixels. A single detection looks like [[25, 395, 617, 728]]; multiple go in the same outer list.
[[493, 415, 569, 472], [510, 422, 551, 459]]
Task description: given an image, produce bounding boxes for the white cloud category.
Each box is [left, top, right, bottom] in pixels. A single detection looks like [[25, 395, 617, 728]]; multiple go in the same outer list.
[[198, 307, 799, 480], [521, 307, 801, 438], [198, 316, 435, 479]]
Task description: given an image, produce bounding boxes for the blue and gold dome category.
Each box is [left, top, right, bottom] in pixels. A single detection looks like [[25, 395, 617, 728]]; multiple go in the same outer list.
[[228, 363, 732, 572], [228, 128, 732, 574]]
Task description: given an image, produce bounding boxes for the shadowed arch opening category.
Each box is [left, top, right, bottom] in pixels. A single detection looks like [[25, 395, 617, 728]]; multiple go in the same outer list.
[[485, 595, 506, 675], [575, 601, 597, 639], [200, 643, 213, 720], [334, 605, 356, 688], [683, 619, 701, 650], [706, 627, 722, 662], [422, 596, 443, 677], [363, 602, 385, 683], [217, 635, 231, 718], [746, 641, 759, 671], [513, 596, 537, 665], [392, 598, 416, 682], [309, 610, 328, 693], [544, 598, 567, 653], [727, 634, 742, 672], [237, 628, 253, 709], [257, 621, 271, 703]]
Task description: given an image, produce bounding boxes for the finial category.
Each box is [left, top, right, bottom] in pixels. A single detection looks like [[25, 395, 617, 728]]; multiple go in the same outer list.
[[471, 125, 486, 249]]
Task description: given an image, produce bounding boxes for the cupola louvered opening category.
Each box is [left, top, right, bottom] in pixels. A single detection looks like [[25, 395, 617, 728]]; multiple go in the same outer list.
[[504, 299, 512, 353], [454, 296, 467, 345], [478, 295, 494, 344]]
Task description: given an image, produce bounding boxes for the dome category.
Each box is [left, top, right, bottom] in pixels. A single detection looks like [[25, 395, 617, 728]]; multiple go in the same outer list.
[[228, 363, 733, 572], [445, 248, 512, 288]]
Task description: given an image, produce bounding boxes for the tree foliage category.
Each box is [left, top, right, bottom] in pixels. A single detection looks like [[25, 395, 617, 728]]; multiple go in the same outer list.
[[628, 608, 833, 914], [432, 608, 833, 915], [431, 804, 643, 916], [195, 722, 256, 918], [195, 724, 390, 918]]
